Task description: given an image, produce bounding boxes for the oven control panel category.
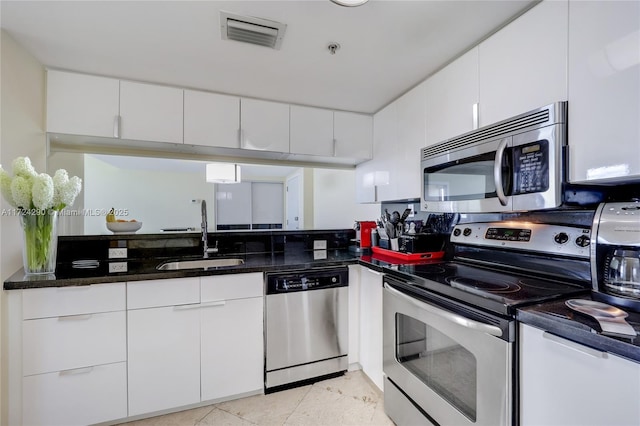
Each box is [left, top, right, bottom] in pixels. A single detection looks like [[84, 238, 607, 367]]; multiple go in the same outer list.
[[451, 222, 591, 258]]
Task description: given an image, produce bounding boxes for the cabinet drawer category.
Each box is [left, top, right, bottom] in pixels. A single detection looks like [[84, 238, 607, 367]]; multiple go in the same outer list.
[[127, 277, 200, 309], [23, 311, 126, 376], [22, 283, 125, 319], [23, 362, 127, 426], [201, 273, 263, 302]]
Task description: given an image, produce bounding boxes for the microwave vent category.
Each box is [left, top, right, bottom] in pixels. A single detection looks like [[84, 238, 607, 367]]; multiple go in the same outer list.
[[220, 11, 287, 50], [421, 103, 564, 160]]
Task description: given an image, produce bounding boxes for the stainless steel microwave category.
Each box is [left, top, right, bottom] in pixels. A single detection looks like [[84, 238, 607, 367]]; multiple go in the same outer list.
[[421, 102, 567, 213]]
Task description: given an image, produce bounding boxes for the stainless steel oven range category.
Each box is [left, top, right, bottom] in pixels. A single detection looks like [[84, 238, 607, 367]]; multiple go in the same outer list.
[[383, 220, 592, 426]]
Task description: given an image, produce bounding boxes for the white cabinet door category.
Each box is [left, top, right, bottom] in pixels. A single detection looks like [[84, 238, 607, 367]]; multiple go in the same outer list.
[[359, 266, 384, 391], [184, 90, 240, 148], [119, 80, 184, 144], [568, 0, 640, 183], [355, 102, 396, 203], [127, 305, 201, 416], [394, 81, 427, 201], [290, 105, 334, 156], [46, 70, 120, 137], [201, 297, 263, 401], [251, 182, 284, 228], [23, 362, 127, 426], [520, 324, 640, 426], [334, 111, 373, 160], [240, 98, 290, 152], [425, 47, 479, 145], [478, 0, 568, 126]]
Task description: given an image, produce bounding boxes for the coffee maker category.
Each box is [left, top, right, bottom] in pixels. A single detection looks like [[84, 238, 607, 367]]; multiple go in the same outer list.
[[591, 201, 640, 311], [354, 221, 377, 253]]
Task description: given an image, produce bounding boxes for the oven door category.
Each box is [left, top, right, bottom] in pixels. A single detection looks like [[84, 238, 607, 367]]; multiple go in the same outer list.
[[421, 137, 513, 213], [383, 282, 512, 426]]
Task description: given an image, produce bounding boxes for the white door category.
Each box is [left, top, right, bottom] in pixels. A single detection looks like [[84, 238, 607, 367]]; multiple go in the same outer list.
[[251, 182, 284, 229], [286, 174, 301, 230]]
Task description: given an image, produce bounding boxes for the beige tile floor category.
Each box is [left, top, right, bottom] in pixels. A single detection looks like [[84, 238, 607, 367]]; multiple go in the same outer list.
[[119, 371, 395, 426]]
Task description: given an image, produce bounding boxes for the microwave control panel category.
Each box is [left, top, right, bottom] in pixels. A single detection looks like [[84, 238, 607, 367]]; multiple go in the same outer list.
[[512, 140, 549, 195], [451, 222, 591, 258]]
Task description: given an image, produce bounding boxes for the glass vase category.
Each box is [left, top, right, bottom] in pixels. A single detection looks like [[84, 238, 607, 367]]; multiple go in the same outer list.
[[20, 210, 58, 275]]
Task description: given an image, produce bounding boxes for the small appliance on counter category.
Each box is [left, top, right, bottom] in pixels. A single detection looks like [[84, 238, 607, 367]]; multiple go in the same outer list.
[[351, 221, 377, 254], [591, 201, 640, 312]]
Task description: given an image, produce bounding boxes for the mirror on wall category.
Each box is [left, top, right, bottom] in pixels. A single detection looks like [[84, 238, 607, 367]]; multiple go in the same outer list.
[[47, 151, 376, 235]]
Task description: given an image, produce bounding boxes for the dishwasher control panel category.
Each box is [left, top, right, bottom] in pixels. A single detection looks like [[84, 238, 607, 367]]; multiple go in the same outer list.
[[266, 267, 349, 294]]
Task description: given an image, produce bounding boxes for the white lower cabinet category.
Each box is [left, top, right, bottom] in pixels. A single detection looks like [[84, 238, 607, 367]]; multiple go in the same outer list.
[[19, 282, 127, 426], [200, 273, 264, 401], [201, 297, 263, 400], [359, 266, 384, 391], [520, 323, 640, 426], [23, 362, 127, 426], [127, 304, 202, 415]]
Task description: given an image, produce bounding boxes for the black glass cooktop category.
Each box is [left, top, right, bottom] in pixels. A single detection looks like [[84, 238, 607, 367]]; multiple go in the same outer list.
[[394, 261, 589, 316]]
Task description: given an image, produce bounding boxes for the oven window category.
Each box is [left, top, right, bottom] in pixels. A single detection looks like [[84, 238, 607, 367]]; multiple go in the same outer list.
[[395, 313, 477, 421]]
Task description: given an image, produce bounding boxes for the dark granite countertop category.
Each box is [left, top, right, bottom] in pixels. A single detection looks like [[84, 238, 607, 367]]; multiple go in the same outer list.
[[518, 296, 640, 363], [4, 250, 359, 290]]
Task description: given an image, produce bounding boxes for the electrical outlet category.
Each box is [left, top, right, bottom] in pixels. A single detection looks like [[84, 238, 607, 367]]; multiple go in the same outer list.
[[313, 240, 327, 250], [108, 262, 128, 273], [313, 250, 327, 260], [108, 248, 127, 259]]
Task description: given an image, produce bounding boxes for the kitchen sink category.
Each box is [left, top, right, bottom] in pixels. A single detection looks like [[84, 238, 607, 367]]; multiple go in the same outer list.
[[156, 258, 244, 271]]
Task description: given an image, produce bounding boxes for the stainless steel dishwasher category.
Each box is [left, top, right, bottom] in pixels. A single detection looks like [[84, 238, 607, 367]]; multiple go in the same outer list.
[[264, 266, 349, 392]]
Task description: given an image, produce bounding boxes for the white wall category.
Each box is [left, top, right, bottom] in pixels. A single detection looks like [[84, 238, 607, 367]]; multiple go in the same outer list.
[[313, 169, 380, 229], [84, 155, 215, 234], [48, 151, 85, 235], [0, 29, 46, 426]]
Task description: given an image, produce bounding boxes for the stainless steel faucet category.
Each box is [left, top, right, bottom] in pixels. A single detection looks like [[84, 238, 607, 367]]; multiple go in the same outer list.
[[201, 200, 218, 258]]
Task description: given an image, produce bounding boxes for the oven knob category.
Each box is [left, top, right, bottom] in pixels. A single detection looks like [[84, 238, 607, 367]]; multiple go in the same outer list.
[[554, 232, 569, 244], [463, 228, 472, 237], [453, 228, 462, 237], [575, 235, 590, 247]]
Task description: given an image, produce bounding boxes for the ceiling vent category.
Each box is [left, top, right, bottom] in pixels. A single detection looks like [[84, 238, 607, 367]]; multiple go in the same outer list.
[[220, 11, 287, 50]]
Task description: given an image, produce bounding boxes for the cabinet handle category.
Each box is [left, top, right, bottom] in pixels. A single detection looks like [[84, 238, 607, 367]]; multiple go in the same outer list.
[[332, 139, 337, 157], [542, 331, 607, 359], [239, 129, 245, 149], [172, 303, 201, 311], [363, 267, 382, 276], [59, 366, 94, 376], [200, 300, 226, 308], [58, 314, 92, 321], [113, 115, 121, 138], [472, 103, 479, 130]]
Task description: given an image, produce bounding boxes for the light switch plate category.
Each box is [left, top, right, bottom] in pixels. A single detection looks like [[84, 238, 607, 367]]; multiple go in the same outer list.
[[108, 248, 127, 259], [313, 240, 327, 250], [108, 262, 128, 273]]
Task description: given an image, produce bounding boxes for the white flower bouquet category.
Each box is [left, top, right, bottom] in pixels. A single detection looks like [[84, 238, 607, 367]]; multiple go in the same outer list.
[[0, 157, 82, 274]]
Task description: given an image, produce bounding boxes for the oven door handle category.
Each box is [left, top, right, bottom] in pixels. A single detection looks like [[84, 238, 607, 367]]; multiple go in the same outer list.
[[384, 283, 503, 337], [494, 138, 509, 207]]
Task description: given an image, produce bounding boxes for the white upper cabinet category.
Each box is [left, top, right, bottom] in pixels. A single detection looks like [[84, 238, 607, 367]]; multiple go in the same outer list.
[[567, 0, 640, 183], [334, 111, 373, 159], [240, 98, 290, 152], [119, 80, 184, 144], [394, 81, 427, 200], [46, 70, 120, 137], [478, 0, 568, 126], [290, 105, 334, 156], [425, 47, 479, 146], [183, 90, 240, 148]]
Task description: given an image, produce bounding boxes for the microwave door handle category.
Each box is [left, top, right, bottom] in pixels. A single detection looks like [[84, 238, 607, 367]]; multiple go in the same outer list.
[[494, 139, 509, 206], [384, 283, 502, 337]]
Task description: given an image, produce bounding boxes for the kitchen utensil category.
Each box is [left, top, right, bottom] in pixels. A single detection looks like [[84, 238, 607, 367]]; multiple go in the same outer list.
[[400, 208, 412, 223], [566, 299, 637, 337], [378, 226, 389, 240], [385, 222, 396, 239], [390, 211, 401, 224]]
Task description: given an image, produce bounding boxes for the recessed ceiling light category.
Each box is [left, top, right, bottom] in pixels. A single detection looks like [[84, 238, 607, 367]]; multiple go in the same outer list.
[[330, 0, 369, 7]]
